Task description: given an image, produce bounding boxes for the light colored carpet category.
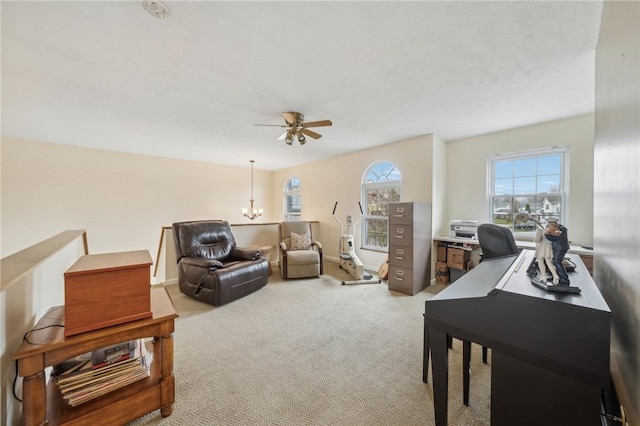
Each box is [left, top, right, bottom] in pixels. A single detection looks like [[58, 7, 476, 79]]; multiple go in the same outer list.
[[129, 262, 491, 425]]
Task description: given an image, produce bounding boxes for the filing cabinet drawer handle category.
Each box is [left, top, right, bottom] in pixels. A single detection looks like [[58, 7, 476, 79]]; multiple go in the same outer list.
[[393, 214, 405, 218], [395, 235, 404, 239], [395, 277, 404, 281], [394, 256, 404, 260]]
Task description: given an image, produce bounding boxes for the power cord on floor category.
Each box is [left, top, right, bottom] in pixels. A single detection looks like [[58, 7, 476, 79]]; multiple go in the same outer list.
[[13, 360, 22, 403], [13, 324, 65, 402], [600, 412, 625, 424]]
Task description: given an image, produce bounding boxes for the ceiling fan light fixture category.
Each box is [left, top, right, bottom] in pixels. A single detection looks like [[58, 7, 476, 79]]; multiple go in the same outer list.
[[254, 111, 332, 145], [285, 133, 294, 145]]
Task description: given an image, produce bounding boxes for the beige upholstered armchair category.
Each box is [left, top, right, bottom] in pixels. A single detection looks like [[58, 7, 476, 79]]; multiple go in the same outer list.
[[279, 221, 323, 279]]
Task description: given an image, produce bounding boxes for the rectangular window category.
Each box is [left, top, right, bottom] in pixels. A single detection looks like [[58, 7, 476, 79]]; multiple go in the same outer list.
[[283, 177, 302, 221], [284, 194, 301, 221], [488, 146, 568, 233]]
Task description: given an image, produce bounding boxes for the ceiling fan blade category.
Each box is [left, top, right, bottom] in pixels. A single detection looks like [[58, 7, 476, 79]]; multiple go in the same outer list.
[[282, 112, 297, 125], [301, 120, 332, 128], [254, 124, 287, 127], [277, 130, 290, 140], [301, 128, 322, 139]]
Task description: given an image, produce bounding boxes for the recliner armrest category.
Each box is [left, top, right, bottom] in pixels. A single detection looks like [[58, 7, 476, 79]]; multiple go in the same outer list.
[[230, 247, 261, 261], [181, 257, 224, 270], [312, 241, 322, 250], [279, 242, 288, 251]]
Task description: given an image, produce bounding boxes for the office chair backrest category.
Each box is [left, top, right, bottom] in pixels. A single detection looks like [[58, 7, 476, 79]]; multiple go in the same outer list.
[[477, 223, 520, 260]]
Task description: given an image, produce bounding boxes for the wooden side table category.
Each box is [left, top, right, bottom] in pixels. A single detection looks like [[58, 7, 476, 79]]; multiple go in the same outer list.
[[13, 286, 179, 426]]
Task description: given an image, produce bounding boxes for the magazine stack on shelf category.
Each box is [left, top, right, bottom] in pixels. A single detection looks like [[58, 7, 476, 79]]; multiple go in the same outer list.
[[54, 339, 152, 407]]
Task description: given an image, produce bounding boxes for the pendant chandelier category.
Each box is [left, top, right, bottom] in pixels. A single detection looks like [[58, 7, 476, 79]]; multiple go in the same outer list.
[[241, 160, 263, 220]]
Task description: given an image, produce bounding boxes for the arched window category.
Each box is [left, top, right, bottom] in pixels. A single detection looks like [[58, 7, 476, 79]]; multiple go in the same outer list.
[[362, 161, 402, 250], [283, 177, 302, 221]]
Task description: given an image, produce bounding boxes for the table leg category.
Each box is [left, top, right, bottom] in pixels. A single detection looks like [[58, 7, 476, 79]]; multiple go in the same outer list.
[[431, 327, 449, 426], [463, 340, 471, 406], [21, 369, 46, 426], [423, 315, 429, 383], [156, 333, 175, 417]]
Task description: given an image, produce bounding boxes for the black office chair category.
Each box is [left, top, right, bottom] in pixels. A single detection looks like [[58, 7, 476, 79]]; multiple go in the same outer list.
[[475, 226, 520, 354], [477, 223, 520, 260], [456, 223, 519, 402], [425, 224, 521, 405]]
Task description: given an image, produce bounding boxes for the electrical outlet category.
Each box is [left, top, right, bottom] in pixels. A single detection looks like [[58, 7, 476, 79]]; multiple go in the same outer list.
[[346, 215, 352, 225]]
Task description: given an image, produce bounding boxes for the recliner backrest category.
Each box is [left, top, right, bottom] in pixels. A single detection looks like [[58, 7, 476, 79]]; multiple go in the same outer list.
[[477, 223, 520, 259], [280, 221, 313, 247], [280, 221, 312, 239], [172, 220, 237, 262]]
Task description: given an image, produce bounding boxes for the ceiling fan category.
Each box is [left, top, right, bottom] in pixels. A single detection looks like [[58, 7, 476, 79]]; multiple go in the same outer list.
[[254, 112, 332, 145]]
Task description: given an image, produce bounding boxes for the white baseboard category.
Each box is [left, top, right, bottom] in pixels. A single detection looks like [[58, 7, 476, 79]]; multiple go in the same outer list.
[[153, 278, 178, 286]]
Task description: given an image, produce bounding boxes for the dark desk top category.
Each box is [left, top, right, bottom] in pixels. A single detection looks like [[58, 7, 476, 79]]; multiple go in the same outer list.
[[425, 250, 611, 388], [431, 250, 609, 313], [491, 251, 610, 312]]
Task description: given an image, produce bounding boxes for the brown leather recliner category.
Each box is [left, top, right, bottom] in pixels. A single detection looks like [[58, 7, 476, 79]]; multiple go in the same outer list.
[[172, 220, 269, 306]]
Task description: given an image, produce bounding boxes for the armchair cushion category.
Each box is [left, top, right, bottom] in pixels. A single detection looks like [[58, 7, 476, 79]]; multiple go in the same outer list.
[[291, 232, 312, 250]]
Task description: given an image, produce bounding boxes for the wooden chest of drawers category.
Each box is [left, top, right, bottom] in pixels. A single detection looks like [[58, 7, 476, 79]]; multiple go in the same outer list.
[[387, 202, 432, 295]]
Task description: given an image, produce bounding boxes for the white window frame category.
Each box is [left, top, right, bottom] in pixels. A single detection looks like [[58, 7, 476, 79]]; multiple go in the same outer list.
[[487, 146, 569, 235], [361, 161, 402, 251], [283, 177, 302, 221]]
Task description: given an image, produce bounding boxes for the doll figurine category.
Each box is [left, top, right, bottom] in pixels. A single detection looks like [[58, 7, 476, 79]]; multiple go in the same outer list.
[[544, 218, 571, 285], [534, 226, 559, 284]]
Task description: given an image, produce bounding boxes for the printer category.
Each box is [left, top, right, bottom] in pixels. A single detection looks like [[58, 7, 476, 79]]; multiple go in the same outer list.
[[449, 220, 479, 239]]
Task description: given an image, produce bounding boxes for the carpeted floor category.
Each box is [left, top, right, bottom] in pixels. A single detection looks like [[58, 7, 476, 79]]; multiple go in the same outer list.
[[129, 262, 491, 425]]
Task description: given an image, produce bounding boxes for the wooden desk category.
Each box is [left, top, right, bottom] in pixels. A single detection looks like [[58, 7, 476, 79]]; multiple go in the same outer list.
[[434, 235, 594, 275], [13, 286, 179, 426], [424, 250, 610, 426], [434, 234, 594, 255]]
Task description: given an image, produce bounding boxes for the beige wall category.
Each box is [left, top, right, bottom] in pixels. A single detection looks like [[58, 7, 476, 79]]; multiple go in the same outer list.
[[594, 0, 640, 423], [1, 238, 86, 426], [3, 116, 594, 275], [431, 134, 448, 238], [1, 138, 274, 260], [445, 113, 595, 246], [1, 115, 597, 424], [271, 134, 439, 271]]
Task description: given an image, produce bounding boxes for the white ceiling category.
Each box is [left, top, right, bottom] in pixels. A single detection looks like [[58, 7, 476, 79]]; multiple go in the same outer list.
[[1, 1, 603, 171]]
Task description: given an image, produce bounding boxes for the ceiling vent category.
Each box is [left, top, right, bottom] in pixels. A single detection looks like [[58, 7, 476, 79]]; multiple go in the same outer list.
[[141, 1, 170, 19]]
